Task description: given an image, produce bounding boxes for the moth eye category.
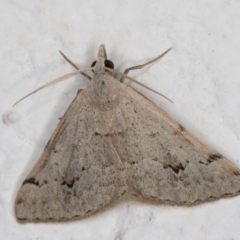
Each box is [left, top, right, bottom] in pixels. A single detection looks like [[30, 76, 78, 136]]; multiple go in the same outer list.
[[91, 60, 114, 72], [104, 60, 114, 69], [91, 61, 96, 68], [91, 61, 97, 72]]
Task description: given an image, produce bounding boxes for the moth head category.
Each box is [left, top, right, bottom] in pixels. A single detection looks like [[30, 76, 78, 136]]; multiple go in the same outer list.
[[98, 44, 107, 59], [91, 59, 114, 72], [91, 44, 114, 74]]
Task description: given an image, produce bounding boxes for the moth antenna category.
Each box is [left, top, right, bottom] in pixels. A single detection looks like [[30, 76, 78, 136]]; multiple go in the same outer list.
[[105, 67, 173, 103], [13, 67, 94, 107], [59, 51, 92, 81]]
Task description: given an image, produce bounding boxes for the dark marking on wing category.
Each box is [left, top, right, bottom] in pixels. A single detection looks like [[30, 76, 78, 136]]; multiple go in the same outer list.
[[22, 177, 39, 186], [179, 124, 185, 132], [61, 176, 75, 188], [207, 154, 222, 163], [233, 171, 240, 176], [164, 162, 185, 174], [199, 154, 222, 165], [16, 197, 23, 204], [174, 124, 186, 135]]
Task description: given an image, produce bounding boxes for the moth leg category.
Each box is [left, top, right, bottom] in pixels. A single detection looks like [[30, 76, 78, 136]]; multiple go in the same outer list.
[[119, 48, 172, 83], [59, 50, 92, 81]]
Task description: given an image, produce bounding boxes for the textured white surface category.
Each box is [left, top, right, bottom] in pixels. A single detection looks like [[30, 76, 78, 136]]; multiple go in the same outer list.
[[1, 1, 240, 239]]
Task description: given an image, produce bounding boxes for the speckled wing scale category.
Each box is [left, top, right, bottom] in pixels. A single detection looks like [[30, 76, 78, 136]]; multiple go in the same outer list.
[[15, 45, 240, 223]]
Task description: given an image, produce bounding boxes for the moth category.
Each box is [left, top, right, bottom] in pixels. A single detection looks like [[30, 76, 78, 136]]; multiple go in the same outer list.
[[15, 45, 240, 223]]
